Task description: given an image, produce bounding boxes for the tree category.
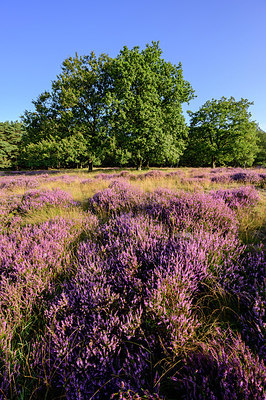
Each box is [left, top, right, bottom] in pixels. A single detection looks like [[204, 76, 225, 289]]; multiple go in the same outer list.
[[254, 126, 266, 166], [22, 52, 113, 170], [181, 97, 259, 168], [109, 42, 194, 169], [0, 121, 24, 169], [21, 42, 194, 170], [20, 133, 89, 170]]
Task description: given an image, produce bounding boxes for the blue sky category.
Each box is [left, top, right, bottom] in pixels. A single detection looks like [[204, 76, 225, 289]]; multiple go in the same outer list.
[[0, 0, 265, 130]]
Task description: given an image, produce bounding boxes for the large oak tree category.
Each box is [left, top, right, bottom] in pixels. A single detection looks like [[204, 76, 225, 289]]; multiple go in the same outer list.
[[109, 42, 194, 169], [22, 42, 194, 170]]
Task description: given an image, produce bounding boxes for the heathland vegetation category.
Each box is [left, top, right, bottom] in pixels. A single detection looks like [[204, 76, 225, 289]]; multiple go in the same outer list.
[[0, 168, 265, 399]]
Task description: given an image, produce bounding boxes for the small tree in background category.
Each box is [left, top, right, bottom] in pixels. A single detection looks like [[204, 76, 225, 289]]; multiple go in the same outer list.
[[181, 97, 259, 167], [0, 121, 24, 169]]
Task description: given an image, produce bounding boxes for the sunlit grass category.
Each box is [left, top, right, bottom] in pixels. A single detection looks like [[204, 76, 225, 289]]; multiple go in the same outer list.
[[131, 174, 260, 193], [238, 190, 266, 245], [21, 206, 85, 226]]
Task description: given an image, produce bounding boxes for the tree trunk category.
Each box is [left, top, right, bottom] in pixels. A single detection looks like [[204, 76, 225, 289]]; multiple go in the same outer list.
[[88, 161, 93, 171], [211, 156, 216, 169], [136, 159, 142, 170]]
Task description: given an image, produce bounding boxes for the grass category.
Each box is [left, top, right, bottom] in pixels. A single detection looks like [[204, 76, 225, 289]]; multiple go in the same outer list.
[[0, 167, 265, 399], [238, 190, 266, 245]]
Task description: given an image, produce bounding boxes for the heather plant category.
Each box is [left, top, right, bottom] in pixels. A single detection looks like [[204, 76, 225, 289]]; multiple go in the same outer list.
[[136, 170, 166, 180], [0, 169, 265, 399], [17, 189, 79, 213], [89, 180, 144, 216], [0, 175, 40, 191], [32, 211, 259, 399], [208, 170, 266, 188], [224, 245, 265, 357], [210, 186, 260, 210], [210, 173, 232, 184], [0, 213, 98, 398], [143, 188, 239, 236], [169, 330, 265, 400], [43, 174, 82, 184], [32, 240, 152, 398], [0, 189, 78, 224], [230, 171, 266, 185], [0, 194, 24, 231]]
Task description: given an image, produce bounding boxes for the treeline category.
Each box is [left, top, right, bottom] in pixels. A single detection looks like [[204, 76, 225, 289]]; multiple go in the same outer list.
[[1, 42, 265, 170]]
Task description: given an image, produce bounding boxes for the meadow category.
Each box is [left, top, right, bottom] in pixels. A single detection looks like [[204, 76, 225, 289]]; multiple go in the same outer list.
[[0, 167, 265, 399]]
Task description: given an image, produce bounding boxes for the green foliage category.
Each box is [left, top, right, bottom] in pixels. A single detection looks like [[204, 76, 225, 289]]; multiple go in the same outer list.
[[0, 121, 24, 169], [20, 133, 88, 169], [181, 97, 259, 167], [109, 42, 194, 169], [21, 42, 194, 170], [254, 126, 266, 166], [22, 52, 115, 170]]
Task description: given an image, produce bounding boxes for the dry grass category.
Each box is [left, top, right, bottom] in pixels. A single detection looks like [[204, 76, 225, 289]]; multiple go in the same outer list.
[[238, 190, 266, 245]]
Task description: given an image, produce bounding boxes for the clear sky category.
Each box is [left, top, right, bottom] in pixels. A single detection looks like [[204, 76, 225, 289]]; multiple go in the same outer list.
[[0, 0, 265, 130]]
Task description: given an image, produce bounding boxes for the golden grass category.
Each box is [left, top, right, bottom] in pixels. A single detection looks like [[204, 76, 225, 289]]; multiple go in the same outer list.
[[130, 175, 257, 193], [21, 206, 86, 226], [238, 190, 266, 245], [38, 180, 110, 202]]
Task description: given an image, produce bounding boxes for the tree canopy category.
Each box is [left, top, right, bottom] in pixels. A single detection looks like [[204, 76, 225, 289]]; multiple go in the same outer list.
[[21, 42, 194, 170], [108, 42, 194, 169], [1, 44, 263, 171], [254, 126, 266, 166], [22, 52, 113, 170], [181, 97, 259, 168], [0, 121, 24, 169]]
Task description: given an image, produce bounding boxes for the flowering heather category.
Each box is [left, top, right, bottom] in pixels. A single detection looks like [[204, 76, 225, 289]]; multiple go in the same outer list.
[[94, 172, 120, 180], [32, 212, 257, 399], [210, 173, 232, 184], [165, 170, 186, 178], [80, 177, 94, 185], [89, 180, 144, 215], [0, 213, 98, 398], [136, 170, 166, 180], [34, 240, 151, 398], [13, 188, 78, 213], [208, 169, 266, 186], [131, 170, 186, 181], [0, 218, 83, 331], [144, 188, 238, 236], [223, 245, 266, 358], [0, 169, 264, 399], [210, 186, 260, 209], [172, 330, 265, 400], [0, 175, 40, 190], [230, 171, 266, 185], [44, 174, 82, 184]]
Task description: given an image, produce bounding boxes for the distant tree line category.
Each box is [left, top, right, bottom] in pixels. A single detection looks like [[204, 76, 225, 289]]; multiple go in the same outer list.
[[0, 121, 25, 169], [0, 42, 265, 170]]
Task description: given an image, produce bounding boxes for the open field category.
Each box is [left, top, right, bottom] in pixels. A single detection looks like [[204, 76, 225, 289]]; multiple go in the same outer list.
[[0, 167, 265, 399]]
